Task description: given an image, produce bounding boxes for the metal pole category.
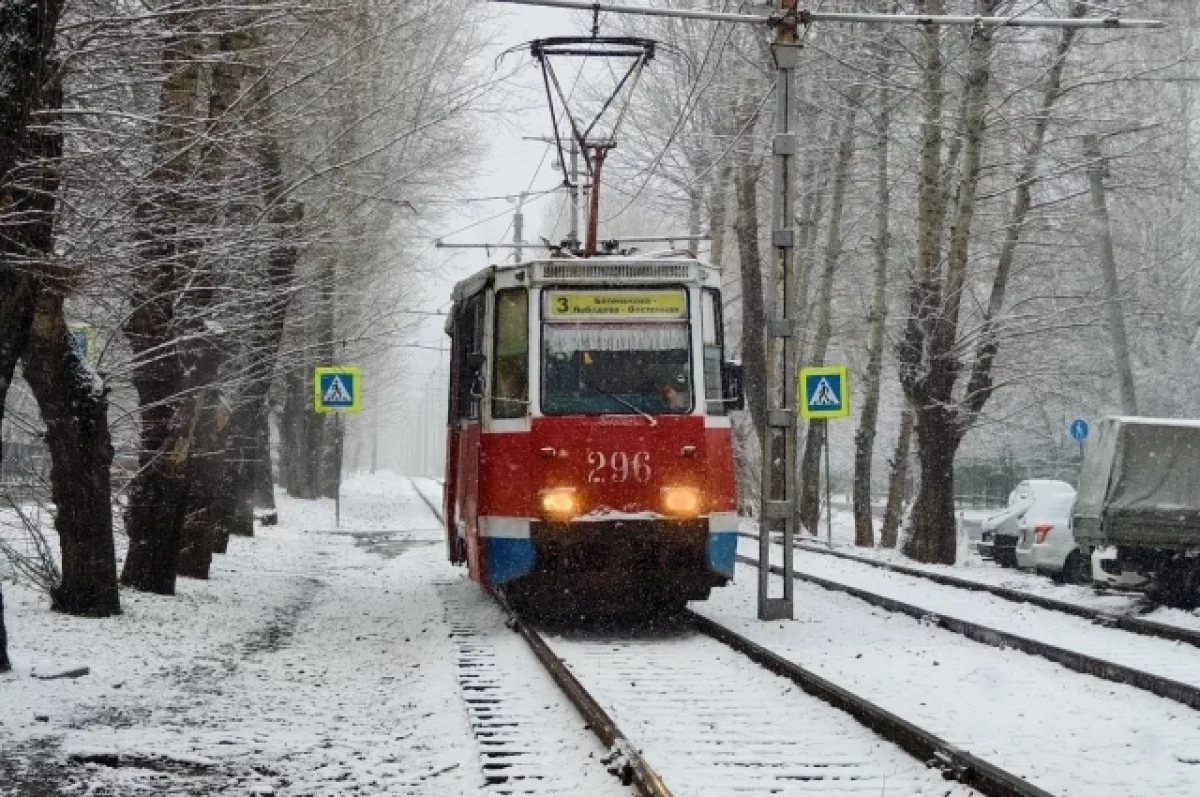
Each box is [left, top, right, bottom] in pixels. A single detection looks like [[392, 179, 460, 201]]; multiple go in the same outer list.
[[569, 139, 580, 246], [335, 411, 343, 529], [585, 147, 608, 256], [491, 0, 1165, 28], [514, 191, 527, 263], [824, 420, 832, 548], [757, 3, 799, 621]]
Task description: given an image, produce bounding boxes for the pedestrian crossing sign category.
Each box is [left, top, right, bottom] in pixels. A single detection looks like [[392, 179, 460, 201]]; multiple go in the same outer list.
[[799, 366, 850, 420], [314, 367, 362, 414]]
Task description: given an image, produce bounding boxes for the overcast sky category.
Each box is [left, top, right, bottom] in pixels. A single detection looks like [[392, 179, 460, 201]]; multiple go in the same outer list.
[[405, 4, 599, 354]]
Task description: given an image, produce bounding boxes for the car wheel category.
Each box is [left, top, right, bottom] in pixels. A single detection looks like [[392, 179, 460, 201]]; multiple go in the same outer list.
[[1062, 550, 1091, 586], [995, 547, 1017, 568]]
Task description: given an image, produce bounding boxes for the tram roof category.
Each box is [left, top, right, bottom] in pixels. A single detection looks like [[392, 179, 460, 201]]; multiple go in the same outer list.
[[449, 252, 721, 304]]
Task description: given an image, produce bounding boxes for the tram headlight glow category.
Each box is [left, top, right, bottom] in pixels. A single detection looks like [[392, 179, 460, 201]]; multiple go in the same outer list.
[[661, 486, 702, 518], [539, 487, 578, 520]]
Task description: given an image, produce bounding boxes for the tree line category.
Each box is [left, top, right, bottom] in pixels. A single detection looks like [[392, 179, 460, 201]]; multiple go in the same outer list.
[[1, 0, 484, 671]]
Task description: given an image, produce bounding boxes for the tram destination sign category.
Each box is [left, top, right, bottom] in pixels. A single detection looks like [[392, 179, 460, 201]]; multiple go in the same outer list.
[[547, 289, 686, 321]]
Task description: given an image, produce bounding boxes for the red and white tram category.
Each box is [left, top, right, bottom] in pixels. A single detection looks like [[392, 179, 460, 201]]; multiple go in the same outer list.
[[443, 253, 744, 615]]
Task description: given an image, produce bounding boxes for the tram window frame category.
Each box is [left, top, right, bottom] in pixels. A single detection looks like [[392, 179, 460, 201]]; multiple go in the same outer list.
[[491, 288, 529, 419], [539, 285, 695, 417], [452, 294, 485, 423], [701, 288, 726, 416]]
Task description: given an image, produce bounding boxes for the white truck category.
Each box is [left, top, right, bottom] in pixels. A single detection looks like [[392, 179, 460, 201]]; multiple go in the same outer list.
[[1074, 417, 1200, 608]]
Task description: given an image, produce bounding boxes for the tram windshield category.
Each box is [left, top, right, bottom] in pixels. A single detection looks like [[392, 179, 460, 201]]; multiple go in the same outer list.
[[542, 321, 693, 415]]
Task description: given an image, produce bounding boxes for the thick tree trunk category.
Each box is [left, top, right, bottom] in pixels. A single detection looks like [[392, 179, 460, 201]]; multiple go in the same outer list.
[[317, 258, 339, 499], [0, 264, 34, 670], [9, 0, 120, 617], [177, 385, 230, 578], [224, 401, 261, 538], [880, 401, 914, 549], [733, 159, 767, 441], [900, 1, 999, 564], [121, 394, 201, 593], [1, 0, 70, 670], [120, 31, 202, 595], [254, 404, 277, 508], [23, 293, 120, 616], [904, 411, 958, 565], [282, 363, 321, 498], [0, 587, 9, 672], [853, 61, 894, 549]]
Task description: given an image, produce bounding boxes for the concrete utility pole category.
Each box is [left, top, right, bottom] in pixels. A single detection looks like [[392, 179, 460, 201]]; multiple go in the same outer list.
[[758, 7, 800, 620], [513, 191, 528, 263], [494, 0, 1163, 620], [567, 139, 581, 245], [1083, 134, 1138, 416]]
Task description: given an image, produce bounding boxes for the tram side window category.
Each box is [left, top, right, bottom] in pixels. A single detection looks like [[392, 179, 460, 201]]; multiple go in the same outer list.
[[701, 289, 726, 416], [454, 295, 485, 422], [492, 289, 529, 419]]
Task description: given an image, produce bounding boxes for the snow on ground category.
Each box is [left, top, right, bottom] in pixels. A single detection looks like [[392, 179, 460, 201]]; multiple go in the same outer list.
[[778, 508, 1200, 632], [743, 534, 1200, 690], [694, 564, 1200, 797], [1, 472, 626, 796]]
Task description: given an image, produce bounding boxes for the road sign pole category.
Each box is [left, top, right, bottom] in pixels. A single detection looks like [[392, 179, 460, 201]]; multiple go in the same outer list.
[[335, 412, 344, 529], [824, 419, 832, 548]]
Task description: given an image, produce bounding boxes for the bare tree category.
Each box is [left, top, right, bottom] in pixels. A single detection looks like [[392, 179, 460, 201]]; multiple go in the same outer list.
[[900, 1, 1084, 563], [852, 24, 896, 548]]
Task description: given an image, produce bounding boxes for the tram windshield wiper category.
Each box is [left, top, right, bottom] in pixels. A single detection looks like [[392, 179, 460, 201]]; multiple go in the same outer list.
[[579, 378, 657, 427]]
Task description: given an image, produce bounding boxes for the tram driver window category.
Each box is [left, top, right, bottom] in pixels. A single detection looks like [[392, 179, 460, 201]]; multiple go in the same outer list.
[[492, 289, 529, 419]]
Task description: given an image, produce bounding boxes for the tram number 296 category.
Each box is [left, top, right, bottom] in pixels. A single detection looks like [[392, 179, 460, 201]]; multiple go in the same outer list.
[[587, 450, 652, 484]]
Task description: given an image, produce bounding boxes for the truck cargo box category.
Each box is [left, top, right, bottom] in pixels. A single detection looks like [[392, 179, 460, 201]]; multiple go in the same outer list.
[[1074, 417, 1200, 549]]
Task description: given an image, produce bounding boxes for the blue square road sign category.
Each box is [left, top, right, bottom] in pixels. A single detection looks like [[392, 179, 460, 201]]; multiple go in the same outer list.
[[799, 366, 850, 420], [314, 367, 362, 414]]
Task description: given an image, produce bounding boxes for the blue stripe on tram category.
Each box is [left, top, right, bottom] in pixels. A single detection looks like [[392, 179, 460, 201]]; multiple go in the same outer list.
[[706, 532, 738, 578], [485, 537, 536, 585]]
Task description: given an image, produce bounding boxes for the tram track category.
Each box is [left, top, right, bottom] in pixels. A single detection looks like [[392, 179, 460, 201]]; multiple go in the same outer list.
[[413, 479, 1048, 796], [738, 544, 1200, 712], [742, 531, 1200, 649]]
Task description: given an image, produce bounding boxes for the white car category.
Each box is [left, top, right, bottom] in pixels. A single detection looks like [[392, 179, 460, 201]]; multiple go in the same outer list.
[[979, 479, 1075, 568], [1014, 491, 1089, 583]]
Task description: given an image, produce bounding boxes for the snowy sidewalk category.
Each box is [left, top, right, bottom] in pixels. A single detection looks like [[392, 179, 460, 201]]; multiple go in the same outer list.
[[1, 473, 616, 796]]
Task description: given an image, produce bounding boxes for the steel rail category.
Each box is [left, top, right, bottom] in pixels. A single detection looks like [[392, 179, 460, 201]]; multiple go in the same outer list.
[[780, 534, 1200, 650], [492, 0, 1165, 29], [687, 610, 1054, 797], [413, 478, 669, 795], [740, 553, 1200, 712], [411, 478, 445, 525], [512, 619, 673, 797], [740, 530, 1200, 649]]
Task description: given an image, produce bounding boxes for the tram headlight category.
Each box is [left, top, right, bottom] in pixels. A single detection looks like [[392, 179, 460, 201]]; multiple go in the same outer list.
[[661, 486, 702, 518], [540, 487, 578, 520]]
